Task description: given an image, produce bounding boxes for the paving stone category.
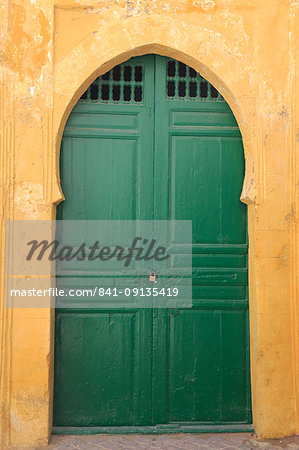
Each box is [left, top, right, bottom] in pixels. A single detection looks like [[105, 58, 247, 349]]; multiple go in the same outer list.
[[10, 433, 299, 450]]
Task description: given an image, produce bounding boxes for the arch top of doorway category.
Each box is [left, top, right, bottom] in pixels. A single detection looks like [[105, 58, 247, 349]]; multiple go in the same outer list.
[[53, 43, 256, 207]]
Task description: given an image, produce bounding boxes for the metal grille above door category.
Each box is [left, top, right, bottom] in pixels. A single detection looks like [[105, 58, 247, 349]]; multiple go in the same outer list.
[[166, 59, 223, 101], [80, 61, 144, 103], [79, 58, 223, 104]]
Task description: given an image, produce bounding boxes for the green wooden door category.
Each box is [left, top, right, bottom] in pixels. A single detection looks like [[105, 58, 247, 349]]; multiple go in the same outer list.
[[54, 55, 251, 431]]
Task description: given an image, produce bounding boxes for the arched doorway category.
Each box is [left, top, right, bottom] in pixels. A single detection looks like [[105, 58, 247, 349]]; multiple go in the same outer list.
[[53, 55, 251, 432]]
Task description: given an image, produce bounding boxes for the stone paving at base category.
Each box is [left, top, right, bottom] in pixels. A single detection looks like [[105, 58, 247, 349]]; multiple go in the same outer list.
[[30, 433, 299, 450]]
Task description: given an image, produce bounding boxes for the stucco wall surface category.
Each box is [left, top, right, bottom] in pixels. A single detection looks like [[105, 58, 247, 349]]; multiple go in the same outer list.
[[0, 0, 298, 447]]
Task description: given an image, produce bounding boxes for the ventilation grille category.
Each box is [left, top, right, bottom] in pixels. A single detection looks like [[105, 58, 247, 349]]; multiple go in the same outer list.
[[80, 63, 143, 104], [79, 58, 222, 103], [167, 59, 223, 101]]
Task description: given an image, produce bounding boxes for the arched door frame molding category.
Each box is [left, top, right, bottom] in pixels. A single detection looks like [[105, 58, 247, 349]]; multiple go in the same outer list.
[[52, 35, 258, 432]]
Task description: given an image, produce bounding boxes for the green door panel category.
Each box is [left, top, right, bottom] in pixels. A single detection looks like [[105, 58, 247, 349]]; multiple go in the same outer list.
[[54, 310, 152, 426], [169, 309, 249, 422], [54, 56, 155, 428], [59, 137, 140, 220], [54, 54, 251, 429], [169, 136, 246, 243], [151, 56, 250, 425], [57, 56, 155, 221]]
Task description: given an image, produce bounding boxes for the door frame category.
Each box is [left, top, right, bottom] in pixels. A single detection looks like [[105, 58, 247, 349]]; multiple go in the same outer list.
[[53, 45, 256, 435], [53, 54, 252, 434]]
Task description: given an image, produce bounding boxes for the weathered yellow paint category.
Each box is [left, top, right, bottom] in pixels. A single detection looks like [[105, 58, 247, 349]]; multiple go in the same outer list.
[[0, 0, 298, 447]]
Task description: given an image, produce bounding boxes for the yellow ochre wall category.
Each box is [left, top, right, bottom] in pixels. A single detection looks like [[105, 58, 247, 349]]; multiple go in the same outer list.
[[0, 0, 298, 447]]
